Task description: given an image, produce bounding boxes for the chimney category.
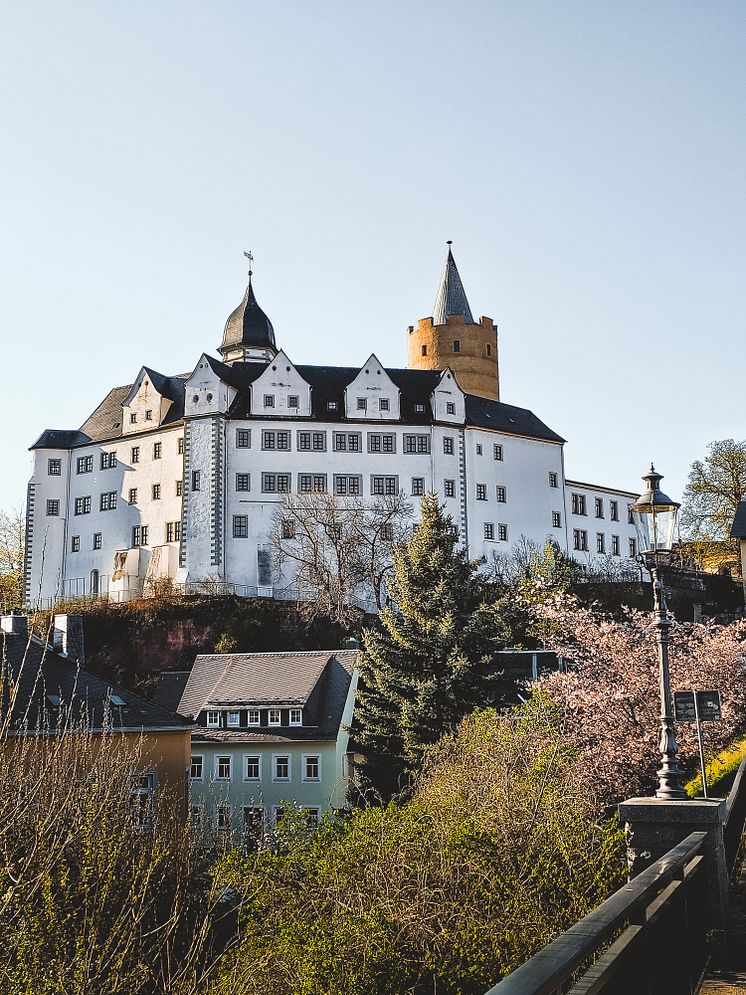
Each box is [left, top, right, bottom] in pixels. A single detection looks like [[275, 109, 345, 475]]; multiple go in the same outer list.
[[0, 615, 29, 638], [53, 614, 85, 666], [343, 637, 361, 650]]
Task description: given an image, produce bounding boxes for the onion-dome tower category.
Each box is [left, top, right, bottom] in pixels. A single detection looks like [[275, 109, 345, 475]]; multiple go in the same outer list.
[[219, 254, 277, 365]]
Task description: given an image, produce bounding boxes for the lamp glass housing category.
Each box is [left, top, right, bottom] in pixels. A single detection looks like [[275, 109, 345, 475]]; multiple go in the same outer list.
[[629, 465, 680, 556]]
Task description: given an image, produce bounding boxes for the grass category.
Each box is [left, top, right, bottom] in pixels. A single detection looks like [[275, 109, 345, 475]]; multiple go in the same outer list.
[[685, 735, 746, 798]]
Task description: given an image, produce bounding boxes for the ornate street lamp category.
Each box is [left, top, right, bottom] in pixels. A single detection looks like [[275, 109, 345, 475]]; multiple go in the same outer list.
[[629, 465, 687, 800]]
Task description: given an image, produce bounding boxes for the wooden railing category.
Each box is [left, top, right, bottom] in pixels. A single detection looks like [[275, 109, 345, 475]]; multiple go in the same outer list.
[[486, 832, 709, 995]]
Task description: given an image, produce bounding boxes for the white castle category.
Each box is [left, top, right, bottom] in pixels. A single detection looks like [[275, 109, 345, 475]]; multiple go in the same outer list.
[[24, 247, 639, 606]]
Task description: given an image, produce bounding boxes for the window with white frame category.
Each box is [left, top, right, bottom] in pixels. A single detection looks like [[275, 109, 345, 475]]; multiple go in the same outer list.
[[476, 483, 487, 501], [48, 458, 62, 475], [443, 437, 455, 455], [610, 500, 619, 522], [484, 523, 494, 540], [206, 711, 220, 728], [403, 434, 430, 454], [411, 477, 425, 496], [190, 755, 203, 780], [371, 475, 399, 496], [215, 756, 232, 781], [216, 803, 231, 831], [552, 511, 562, 528], [236, 429, 251, 448], [444, 479, 455, 498], [236, 473, 250, 491], [414, 403, 426, 413], [303, 755, 320, 781], [494, 444, 503, 461], [498, 523, 508, 541], [333, 432, 361, 452], [596, 533, 605, 554], [289, 708, 302, 726], [244, 756, 261, 781], [268, 708, 281, 726], [273, 755, 290, 781], [571, 493, 587, 516], [548, 471, 558, 488], [496, 485, 506, 503], [611, 535, 620, 556], [595, 497, 604, 519], [227, 711, 240, 727], [261, 473, 291, 493], [262, 430, 291, 451], [327, 400, 338, 411], [573, 529, 588, 551], [247, 709, 260, 726], [334, 474, 362, 496], [368, 433, 396, 454]]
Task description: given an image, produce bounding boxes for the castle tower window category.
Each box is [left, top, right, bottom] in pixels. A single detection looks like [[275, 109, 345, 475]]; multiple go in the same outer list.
[[453, 340, 461, 353], [486, 343, 492, 357], [421, 344, 427, 357]]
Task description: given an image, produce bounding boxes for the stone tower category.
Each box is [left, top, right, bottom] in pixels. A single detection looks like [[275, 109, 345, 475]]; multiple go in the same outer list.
[[407, 244, 499, 400]]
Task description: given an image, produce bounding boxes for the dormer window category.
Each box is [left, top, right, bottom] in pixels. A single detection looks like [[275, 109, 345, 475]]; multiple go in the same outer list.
[[327, 401, 338, 411], [130, 413, 137, 424], [247, 709, 260, 726], [145, 409, 153, 421], [268, 708, 281, 726], [227, 711, 240, 727], [288, 395, 299, 408], [206, 711, 220, 728], [264, 394, 275, 408], [289, 708, 302, 726], [110, 694, 126, 707], [379, 398, 390, 411], [357, 398, 367, 411], [414, 403, 425, 413], [446, 402, 456, 415]]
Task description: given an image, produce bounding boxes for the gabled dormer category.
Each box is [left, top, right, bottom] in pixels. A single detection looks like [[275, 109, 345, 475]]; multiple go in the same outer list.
[[184, 355, 237, 419], [122, 367, 174, 435], [432, 368, 466, 424], [344, 355, 400, 420], [249, 351, 311, 417]]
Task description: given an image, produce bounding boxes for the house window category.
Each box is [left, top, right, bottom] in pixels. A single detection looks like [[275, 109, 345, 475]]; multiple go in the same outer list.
[[244, 756, 261, 781], [261, 473, 291, 493], [130, 412, 137, 424], [206, 711, 220, 728], [263, 394, 275, 408], [484, 523, 494, 540], [573, 529, 588, 552], [100, 451, 117, 470], [176, 480, 183, 496], [610, 500, 619, 522], [233, 515, 248, 538], [444, 479, 455, 498], [476, 484, 487, 501], [411, 477, 425, 496], [268, 708, 281, 726], [178, 437, 184, 454], [452, 339, 461, 353], [288, 394, 299, 408], [371, 475, 399, 496], [93, 532, 102, 549], [129, 488, 138, 505], [476, 444, 483, 456], [334, 475, 362, 496], [153, 442, 162, 460], [236, 429, 251, 448], [498, 523, 508, 542], [48, 458, 62, 475], [496, 486, 506, 503], [403, 434, 430, 454], [303, 807, 320, 827], [629, 537, 637, 558], [247, 709, 260, 726], [628, 506, 634, 525], [262, 430, 291, 451], [298, 431, 327, 452], [215, 756, 232, 781], [227, 712, 240, 727], [273, 755, 290, 781], [77, 455, 93, 474], [421, 344, 427, 357], [298, 474, 327, 494], [612, 535, 620, 556], [192, 470, 201, 491], [368, 433, 396, 454], [289, 708, 302, 726], [446, 402, 456, 415], [166, 521, 181, 542], [548, 472, 558, 488], [145, 409, 153, 421], [46, 499, 60, 516], [327, 400, 338, 411], [595, 498, 604, 519], [243, 806, 264, 842], [236, 473, 250, 491], [552, 511, 562, 528], [130, 772, 156, 831], [494, 444, 503, 461], [571, 493, 587, 516], [99, 491, 117, 511], [132, 525, 149, 547], [71, 536, 80, 552], [379, 398, 390, 411], [356, 397, 367, 411], [281, 519, 296, 539], [303, 755, 320, 781], [216, 803, 231, 832], [131, 446, 140, 464], [74, 496, 91, 515], [443, 437, 455, 455], [152, 483, 161, 501], [190, 755, 203, 780], [333, 432, 361, 452], [597, 533, 605, 554]]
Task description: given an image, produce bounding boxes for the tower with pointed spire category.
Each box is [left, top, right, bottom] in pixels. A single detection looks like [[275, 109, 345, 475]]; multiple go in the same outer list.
[[219, 256, 278, 365], [408, 243, 499, 400]]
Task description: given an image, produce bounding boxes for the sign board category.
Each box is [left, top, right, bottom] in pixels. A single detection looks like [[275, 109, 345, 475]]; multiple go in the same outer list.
[[674, 690, 721, 723]]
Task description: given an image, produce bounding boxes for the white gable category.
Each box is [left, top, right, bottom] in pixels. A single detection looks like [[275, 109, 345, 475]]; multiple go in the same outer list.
[[122, 367, 172, 435], [184, 355, 236, 418], [432, 368, 466, 424], [344, 355, 400, 420], [250, 351, 311, 417]]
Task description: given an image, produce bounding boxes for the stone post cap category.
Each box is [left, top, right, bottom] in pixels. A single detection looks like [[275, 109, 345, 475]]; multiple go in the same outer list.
[[618, 796, 726, 825]]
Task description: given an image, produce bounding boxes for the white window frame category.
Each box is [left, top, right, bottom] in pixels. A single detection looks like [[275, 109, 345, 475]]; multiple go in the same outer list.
[[268, 708, 281, 726], [215, 755, 232, 781], [216, 802, 231, 832], [247, 709, 260, 726], [227, 711, 240, 727], [243, 755, 262, 781], [289, 708, 302, 726], [190, 755, 204, 780], [206, 711, 220, 728], [272, 754, 291, 782], [302, 755, 320, 782]]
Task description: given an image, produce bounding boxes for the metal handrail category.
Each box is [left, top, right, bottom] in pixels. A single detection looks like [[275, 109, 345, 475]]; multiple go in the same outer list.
[[724, 750, 746, 877]]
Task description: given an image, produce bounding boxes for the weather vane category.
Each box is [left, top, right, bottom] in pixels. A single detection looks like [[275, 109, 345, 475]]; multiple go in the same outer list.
[[243, 250, 253, 277]]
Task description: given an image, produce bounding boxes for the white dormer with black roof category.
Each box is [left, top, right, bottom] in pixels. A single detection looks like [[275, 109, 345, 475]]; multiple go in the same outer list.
[[431, 368, 466, 423], [184, 355, 237, 418], [122, 367, 174, 435], [344, 355, 400, 420], [249, 351, 311, 417]]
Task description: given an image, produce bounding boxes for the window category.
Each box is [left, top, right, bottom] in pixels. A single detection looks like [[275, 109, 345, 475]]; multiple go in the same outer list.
[[129, 488, 138, 505], [493, 444, 503, 461], [130, 412, 137, 424], [327, 400, 338, 411], [411, 477, 425, 496], [304, 755, 320, 781], [76, 455, 93, 474], [484, 523, 495, 540], [573, 529, 588, 552], [215, 756, 232, 780], [498, 523, 508, 541], [452, 339, 461, 353], [263, 394, 275, 408], [268, 708, 281, 726], [595, 498, 604, 519], [130, 772, 156, 831], [380, 523, 393, 541], [552, 511, 562, 528], [98, 491, 116, 511], [444, 479, 455, 498], [93, 532, 102, 549], [132, 525, 149, 547], [233, 515, 248, 538], [166, 521, 181, 542], [153, 442, 162, 460], [421, 344, 427, 357], [629, 537, 637, 558], [244, 756, 261, 780], [71, 535, 80, 552], [288, 394, 299, 408], [281, 519, 296, 539], [356, 397, 367, 411], [143, 409, 152, 422], [216, 803, 231, 832], [596, 533, 605, 554], [273, 755, 290, 781], [403, 434, 430, 454], [443, 437, 455, 455], [48, 458, 62, 475], [371, 475, 399, 496], [192, 470, 201, 491], [446, 402, 456, 415], [131, 446, 140, 464], [496, 485, 506, 503], [476, 444, 483, 456], [189, 755, 204, 780], [368, 433, 396, 453], [610, 500, 619, 522], [548, 471, 558, 488], [289, 708, 302, 726], [476, 484, 487, 501], [74, 496, 91, 515], [612, 535, 620, 556], [46, 499, 60, 516], [247, 709, 260, 726], [243, 806, 264, 843], [233, 473, 250, 493], [486, 343, 492, 357], [227, 711, 240, 727], [297, 431, 327, 452], [236, 429, 251, 448], [334, 475, 362, 496], [100, 451, 117, 469], [571, 493, 587, 516], [379, 398, 390, 411], [262, 430, 291, 451], [303, 807, 320, 827], [414, 402, 425, 414], [149, 483, 160, 501], [333, 432, 362, 452], [206, 711, 220, 728], [261, 473, 291, 493], [178, 436, 184, 454], [176, 479, 183, 496]]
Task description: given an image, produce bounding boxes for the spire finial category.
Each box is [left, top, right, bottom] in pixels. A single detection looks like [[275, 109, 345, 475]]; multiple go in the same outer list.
[[446, 239, 453, 247], [243, 249, 254, 279]]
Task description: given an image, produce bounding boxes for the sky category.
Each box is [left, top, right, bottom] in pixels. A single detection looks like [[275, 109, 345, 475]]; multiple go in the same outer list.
[[1, 1, 744, 513]]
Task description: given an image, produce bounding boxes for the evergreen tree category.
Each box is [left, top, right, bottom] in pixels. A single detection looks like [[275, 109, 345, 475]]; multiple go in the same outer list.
[[352, 494, 510, 796]]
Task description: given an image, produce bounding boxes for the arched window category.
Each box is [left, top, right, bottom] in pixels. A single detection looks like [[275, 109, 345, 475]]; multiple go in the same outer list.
[[90, 569, 100, 596]]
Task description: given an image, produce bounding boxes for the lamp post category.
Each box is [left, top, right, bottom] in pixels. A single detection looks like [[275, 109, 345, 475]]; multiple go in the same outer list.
[[629, 465, 687, 801]]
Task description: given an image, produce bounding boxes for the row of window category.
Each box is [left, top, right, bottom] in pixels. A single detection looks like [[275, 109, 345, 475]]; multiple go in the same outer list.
[[201, 803, 320, 834], [206, 708, 303, 728], [483, 523, 509, 542], [52, 439, 185, 478], [68, 521, 181, 552], [476, 484, 508, 502], [191, 753, 319, 783], [573, 530, 637, 557], [129, 481, 183, 503], [420, 339, 493, 357], [571, 493, 631, 523]]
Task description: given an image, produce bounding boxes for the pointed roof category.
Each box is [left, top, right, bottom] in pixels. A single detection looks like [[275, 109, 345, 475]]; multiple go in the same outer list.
[[220, 276, 276, 355], [433, 243, 476, 325]]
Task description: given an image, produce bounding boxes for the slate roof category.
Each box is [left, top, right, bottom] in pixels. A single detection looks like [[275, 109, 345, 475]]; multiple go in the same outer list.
[[731, 501, 746, 539], [433, 246, 476, 325], [220, 278, 276, 354], [154, 671, 191, 713], [0, 629, 194, 734]]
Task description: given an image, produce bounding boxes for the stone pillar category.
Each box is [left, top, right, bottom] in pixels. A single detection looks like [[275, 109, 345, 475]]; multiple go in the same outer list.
[[618, 797, 729, 933]]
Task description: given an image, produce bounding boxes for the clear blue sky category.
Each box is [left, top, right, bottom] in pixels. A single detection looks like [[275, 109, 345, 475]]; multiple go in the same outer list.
[[1, 1, 744, 512]]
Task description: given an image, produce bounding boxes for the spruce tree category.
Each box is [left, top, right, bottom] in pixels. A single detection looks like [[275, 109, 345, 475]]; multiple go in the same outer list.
[[353, 494, 510, 796]]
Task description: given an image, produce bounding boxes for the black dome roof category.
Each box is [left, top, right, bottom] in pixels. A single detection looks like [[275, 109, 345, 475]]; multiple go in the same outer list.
[[220, 278, 276, 354]]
